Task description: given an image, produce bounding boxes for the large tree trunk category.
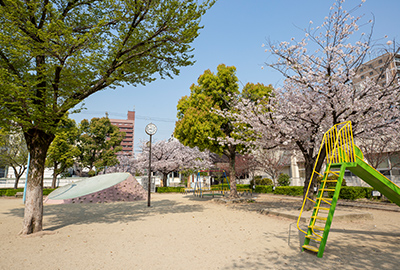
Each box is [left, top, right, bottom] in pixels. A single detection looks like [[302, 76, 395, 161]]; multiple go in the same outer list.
[[162, 173, 168, 187], [21, 128, 54, 235], [227, 146, 239, 199], [302, 147, 326, 210]]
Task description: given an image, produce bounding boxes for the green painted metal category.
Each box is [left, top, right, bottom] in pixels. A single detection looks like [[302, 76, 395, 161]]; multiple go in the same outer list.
[[304, 148, 400, 257], [349, 156, 400, 207], [316, 164, 347, 258], [300, 125, 400, 258]]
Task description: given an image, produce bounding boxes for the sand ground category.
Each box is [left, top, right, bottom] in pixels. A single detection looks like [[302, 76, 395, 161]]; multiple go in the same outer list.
[[1, 193, 400, 270]]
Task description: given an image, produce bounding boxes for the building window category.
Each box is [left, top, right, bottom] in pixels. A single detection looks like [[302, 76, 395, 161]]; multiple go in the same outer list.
[[379, 59, 383, 64], [360, 68, 364, 72], [361, 75, 365, 79], [369, 71, 373, 75]]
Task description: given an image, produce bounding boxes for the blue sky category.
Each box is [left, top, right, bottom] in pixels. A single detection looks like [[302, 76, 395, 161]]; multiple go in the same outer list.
[[70, 0, 400, 154]]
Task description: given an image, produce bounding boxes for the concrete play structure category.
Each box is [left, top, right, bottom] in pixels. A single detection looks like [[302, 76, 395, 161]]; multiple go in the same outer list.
[[44, 172, 146, 204], [297, 121, 400, 258]]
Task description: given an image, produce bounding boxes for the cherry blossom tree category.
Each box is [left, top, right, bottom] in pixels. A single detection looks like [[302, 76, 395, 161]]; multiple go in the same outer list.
[[357, 130, 400, 172], [136, 138, 212, 187], [101, 155, 137, 175], [219, 154, 253, 184], [255, 148, 291, 186], [223, 0, 400, 208]]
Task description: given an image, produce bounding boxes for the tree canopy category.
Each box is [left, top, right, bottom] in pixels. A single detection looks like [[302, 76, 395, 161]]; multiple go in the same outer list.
[[77, 117, 125, 174], [46, 117, 80, 188], [0, 0, 215, 234], [174, 64, 273, 197]]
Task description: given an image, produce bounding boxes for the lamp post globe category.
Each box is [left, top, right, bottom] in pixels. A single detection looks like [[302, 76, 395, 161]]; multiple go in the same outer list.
[[145, 123, 157, 135]]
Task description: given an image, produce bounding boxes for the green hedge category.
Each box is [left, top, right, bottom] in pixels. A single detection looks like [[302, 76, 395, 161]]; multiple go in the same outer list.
[[43, 189, 56, 195], [211, 184, 251, 190], [0, 188, 56, 197], [274, 186, 303, 196], [254, 185, 274, 193], [153, 184, 378, 200], [337, 186, 374, 200], [156, 187, 183, 193]]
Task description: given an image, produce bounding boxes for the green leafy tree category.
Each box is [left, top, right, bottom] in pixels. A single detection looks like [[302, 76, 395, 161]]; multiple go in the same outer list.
[[174, 64, 272, 198], [46, 118, 80, 188], [0, 0, 214, 234], [277, 173, 290, 187], [77, 117, 125, 175], [0, 130, 29, 189]]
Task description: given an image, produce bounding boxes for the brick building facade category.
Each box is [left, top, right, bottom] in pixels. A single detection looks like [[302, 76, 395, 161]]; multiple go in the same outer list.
[[110, 111, 135, 156]]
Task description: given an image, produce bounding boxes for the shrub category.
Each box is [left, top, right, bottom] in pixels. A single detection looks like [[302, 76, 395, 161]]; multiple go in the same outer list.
[[274, 186, 303, 196], [254, 185, 273, 193], [338, 186, 373, 200], [210, 184, 251, 190], [277, 173, 290, 186], [0, 188, 56, 197], [211, 184, 230, 190], [156, 187, 182, 193], [250, 177, 273, 186], [43, 189, 56, 195], [88, 170, 96, 177], [5, 188, 24, 196]]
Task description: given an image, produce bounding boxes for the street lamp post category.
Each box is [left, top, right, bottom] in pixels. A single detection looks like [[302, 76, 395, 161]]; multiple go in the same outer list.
[[145, 123, 157, 207]]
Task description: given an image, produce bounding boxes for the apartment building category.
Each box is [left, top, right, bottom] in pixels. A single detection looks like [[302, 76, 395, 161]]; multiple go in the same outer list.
[[109, 110, 135, 156], [353, 52, 400, 86]]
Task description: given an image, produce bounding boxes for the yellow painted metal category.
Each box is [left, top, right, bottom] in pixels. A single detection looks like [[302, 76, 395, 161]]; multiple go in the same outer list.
[[303, 245, 320, 252], [314, 207, 330, 211], [305, 235, 322, 241], [309, 225, 325, 231], [297, 121, 355, 236], [312, 216, 327, 221]]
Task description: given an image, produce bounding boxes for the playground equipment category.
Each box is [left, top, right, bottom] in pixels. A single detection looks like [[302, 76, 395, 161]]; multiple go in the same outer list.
[[193, 170, 230, 198], [297, 121, 400, 258], [44, 173, 146, 204]]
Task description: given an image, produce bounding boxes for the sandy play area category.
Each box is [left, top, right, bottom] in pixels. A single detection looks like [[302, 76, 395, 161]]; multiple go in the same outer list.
[[1, 193, 400, 269]]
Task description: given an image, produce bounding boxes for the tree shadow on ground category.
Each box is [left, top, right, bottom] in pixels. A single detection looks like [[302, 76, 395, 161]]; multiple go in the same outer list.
[[226, 197, 302, 213], [221, 226, 400, 270], [5, 199, 204, 232]]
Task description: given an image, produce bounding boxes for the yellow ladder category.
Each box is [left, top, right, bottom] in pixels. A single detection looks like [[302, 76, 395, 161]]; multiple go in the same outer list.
[[297, 121, 356, 257]]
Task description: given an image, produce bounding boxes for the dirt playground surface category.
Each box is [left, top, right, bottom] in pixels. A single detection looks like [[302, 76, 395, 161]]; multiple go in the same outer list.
[[1, 193, 400, 269]]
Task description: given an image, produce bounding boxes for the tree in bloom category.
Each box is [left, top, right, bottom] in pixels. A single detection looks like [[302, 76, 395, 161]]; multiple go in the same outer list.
[[226, 0, 400, 208], [102, 155, 138, 175], [136, 137, 212, 187], [357, 130, 400, 173], [219, 154, 253, 184]]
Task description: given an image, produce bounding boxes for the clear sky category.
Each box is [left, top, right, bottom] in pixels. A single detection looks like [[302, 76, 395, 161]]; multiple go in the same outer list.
[[70, 0, 400, 154]]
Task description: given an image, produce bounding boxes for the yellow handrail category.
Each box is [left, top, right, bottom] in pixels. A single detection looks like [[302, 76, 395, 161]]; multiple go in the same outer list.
[[297, 121, 355, 234]]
